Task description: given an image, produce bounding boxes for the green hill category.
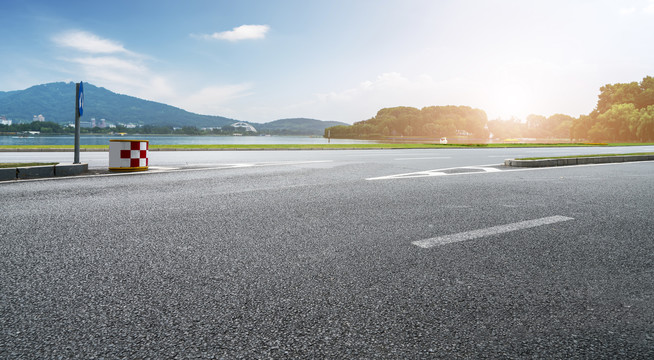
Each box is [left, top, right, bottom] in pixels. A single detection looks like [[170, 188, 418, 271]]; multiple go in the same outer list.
[[0, 82, 348, 135], [257, 118, 348, 135], [0, 82, 237, 128]]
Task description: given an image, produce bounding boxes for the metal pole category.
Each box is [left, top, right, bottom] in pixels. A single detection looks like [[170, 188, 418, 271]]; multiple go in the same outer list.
[[74, 82, 80, 164]]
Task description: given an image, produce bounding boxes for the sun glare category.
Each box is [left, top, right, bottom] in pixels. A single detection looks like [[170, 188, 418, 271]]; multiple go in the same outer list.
[[490, 83, 531, 120]]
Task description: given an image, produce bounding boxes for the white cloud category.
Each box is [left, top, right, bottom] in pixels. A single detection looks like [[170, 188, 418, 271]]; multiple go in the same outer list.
[[52, 30, 176, 102], [53, 30, 130, 54], [317, 73, 418, 103], [50, 30, 257, 118], [70, 56, 146, 72], [197, 25, 270, 42], [177, 84, 254, 115], [645, 0, 654, 13], [620, 7, 636, 14], [292, 72, 458, 123]]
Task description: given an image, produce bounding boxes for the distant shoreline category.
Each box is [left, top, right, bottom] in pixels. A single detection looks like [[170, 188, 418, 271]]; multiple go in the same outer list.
[[2, 142, 653, 152]]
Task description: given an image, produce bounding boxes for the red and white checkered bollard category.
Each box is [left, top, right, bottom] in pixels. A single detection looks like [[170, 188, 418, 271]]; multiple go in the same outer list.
[[109, 140, 149, 172]]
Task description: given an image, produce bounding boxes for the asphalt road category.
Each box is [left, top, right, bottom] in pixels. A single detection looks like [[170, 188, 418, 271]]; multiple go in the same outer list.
[[2, 145, 654, 170], [1, 148, 653, 358]]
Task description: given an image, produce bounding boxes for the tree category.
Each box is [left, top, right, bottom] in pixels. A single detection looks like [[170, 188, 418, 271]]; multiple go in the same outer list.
[[596, 81, 640, 113], [422, 123, 438, 137], [575, 75, 653, 142], [635, 76, 654, 109], [526, 114, 547, 138], [636, 105, 654, 141], [596, 103, 639, 141], [403, 125, 414, 136], [547, 114, 574, 139], [587, 123, 610, 142]]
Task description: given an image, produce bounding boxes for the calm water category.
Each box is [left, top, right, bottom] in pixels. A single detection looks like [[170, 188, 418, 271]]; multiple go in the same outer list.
[[0, 135, 380, 146]]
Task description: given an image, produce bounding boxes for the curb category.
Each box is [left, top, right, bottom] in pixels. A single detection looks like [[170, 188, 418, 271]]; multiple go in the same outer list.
[[504, 155, 654, 167], [0, 163, 88, 181]]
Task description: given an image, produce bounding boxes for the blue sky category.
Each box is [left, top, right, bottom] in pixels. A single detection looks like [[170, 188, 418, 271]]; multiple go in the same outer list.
[[1, 0, 653, 124]]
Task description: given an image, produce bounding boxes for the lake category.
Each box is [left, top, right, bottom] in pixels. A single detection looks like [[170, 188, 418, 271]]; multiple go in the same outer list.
[[0, 135, 380, 146]]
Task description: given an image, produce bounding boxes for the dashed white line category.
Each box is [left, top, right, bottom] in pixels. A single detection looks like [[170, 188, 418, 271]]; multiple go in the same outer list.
[[412, 215, 574, 248]]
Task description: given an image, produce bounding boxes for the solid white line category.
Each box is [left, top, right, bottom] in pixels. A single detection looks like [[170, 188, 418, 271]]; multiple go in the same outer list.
[[412, 215, 574, 248], [462, 166, 502, 172], [3, 161, 333, 183], [395, 157, 452, 160]]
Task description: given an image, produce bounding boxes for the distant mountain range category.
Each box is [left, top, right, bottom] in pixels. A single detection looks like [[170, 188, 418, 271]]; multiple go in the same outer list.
[[0, 82, 346, 135], [256, 118, 347, 135]]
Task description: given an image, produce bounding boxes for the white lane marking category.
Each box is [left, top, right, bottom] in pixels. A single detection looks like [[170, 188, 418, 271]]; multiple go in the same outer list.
[[395, 157, 452, 160], [345, 152, 434, 157], [413, 216, 574, 248], [176, 160, 333, 172], [367, 164, 501, 180], [5, 161, 332, 183], [461, 166, 502, 172]]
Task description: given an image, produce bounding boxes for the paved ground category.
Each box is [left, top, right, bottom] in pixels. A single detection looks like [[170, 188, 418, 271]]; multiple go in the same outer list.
[[2, 144, 654, 170], [1, 148, 653, 358]]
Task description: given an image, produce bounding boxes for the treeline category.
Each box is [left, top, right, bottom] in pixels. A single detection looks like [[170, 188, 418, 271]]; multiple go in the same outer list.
[[0, 121, 73, 134], [571, 76, 654, 142], [325, 76, 654, 143], [0, 122, 250, 136], [326, 105, 489, 139], [488, 114, 574, 140]]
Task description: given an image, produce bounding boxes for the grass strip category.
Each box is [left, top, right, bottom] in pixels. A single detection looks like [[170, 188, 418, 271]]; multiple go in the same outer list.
[[517, 152, 654, 160], [0, 162, 59, 168], [0, 145, 107, 149]]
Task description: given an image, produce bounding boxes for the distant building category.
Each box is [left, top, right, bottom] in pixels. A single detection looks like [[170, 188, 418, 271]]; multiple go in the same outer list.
[[231, 122, 257, 132], [117, 123, 137, 128], [33, 114, 45, 122], [0, 116, 11, 126], [91, 118, 97, 128], [99, 119, 107, 128]]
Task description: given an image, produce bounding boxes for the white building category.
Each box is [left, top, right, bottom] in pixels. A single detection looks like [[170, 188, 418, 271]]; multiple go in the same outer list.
[[231, 122, 257, 132]]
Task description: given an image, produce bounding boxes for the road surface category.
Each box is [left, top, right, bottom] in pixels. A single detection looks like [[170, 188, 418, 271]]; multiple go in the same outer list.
[[1, 147, 653, 358]]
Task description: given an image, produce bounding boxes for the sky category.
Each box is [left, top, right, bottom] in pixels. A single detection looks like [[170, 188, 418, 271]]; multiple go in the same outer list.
[[1, 0, 653, 124]]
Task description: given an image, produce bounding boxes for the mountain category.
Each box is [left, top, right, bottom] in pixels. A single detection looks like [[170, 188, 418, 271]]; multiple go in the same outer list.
[[0, 82, 237, 128], [256, 118, 348, 136], [0, 82, 348, 135]]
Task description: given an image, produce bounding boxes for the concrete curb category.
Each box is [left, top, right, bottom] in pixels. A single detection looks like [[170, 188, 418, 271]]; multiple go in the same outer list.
[[0, 163, 88, 181], [55, 163, 89, 176], [504, 155, 654, 167], [17, 165, 54, 179]]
